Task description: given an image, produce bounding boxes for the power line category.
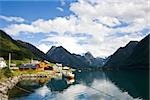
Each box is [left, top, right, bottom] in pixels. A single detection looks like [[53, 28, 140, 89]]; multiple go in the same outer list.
[[14, 74, 121, 100], [75, 80, 121, 100], [14, 85, 33, 94]]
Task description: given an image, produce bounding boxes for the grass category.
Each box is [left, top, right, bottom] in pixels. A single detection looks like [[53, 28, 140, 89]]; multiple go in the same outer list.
[[0, 69, 7, 81], [0, 60, 58, 82], [12, 69, 54, 76], [0, 67, 13, 82], [5, 58, 31, 67], [6, 58, 56, 67], [0, 68, 54, 81]]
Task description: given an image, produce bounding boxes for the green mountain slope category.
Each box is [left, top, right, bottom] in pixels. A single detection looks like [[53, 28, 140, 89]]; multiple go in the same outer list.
[[0, 30, 35, 60], [16, 40, 53, 62]]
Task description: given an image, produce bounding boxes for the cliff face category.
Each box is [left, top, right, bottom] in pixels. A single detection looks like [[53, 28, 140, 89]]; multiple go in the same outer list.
[[124, 34, 149, 68], [104, 34, 149, 69]]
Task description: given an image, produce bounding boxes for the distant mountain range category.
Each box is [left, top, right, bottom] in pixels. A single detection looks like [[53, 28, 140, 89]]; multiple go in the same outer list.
[[46, 46, 105, 68], [0, 29, 149, 69], [0, 30, 105, 68], [104, 34, 149, 69]]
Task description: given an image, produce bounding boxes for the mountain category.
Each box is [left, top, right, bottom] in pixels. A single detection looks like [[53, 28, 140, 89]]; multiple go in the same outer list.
[[46, 46, 105, 68], [16, 40, 53, 62], [46, 46, 87, 68], [0, 30, 35, 60], [0, 30, 105, 68], [104, 41, 138, 68], [0, 30, 50, 61], [104, 34, 149, 69], [124, 34, 149, 68], [84, 52, 95, 65], [83, 52, 105, 67]]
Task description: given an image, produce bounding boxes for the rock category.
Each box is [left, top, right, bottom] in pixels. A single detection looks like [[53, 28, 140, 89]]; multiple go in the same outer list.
[[0, 76, 22, 100], [0, 93, 8, 100]]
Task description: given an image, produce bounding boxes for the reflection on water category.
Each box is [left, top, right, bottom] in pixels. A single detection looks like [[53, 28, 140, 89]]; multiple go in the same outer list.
[[9, 70, 149, 100], [105, 70, 149, 99]]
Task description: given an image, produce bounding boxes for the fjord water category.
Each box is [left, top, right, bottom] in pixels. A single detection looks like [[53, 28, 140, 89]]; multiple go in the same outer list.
[[9, 70, 149, 100]]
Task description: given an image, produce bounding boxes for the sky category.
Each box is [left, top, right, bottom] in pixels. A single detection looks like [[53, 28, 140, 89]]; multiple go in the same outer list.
[[0, 0, 149, 57]]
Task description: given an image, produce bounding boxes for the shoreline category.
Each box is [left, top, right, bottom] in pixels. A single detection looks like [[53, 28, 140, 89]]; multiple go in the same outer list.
[[0, 76, 22, 100], [0, 73, 54, 100]]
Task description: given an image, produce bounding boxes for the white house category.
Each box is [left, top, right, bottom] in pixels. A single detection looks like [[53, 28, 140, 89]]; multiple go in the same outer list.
[[0, 57, 7, 68], [31, 59, 39, 64], [56, 63, 62, 67], [53, 65, 62, 72], [62, 66, 70, 70]]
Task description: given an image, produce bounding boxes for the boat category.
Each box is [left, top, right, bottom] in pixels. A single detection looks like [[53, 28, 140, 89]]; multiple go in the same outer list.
[[66, 78, 75, 84], [78, 70, 81, 72], [64, 71, 75, 80]]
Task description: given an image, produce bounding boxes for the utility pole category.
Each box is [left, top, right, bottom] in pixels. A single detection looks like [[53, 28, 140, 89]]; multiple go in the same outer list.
[[8, 53, 11, 69], [31, 58, 33, 64]]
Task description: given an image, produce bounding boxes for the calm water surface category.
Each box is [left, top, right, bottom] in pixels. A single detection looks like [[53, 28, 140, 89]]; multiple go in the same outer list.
[[9, 70, 149, 100]]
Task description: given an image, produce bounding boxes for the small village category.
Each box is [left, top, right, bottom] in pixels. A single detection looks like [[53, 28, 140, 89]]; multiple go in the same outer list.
[[0, 56, 75, 76], [0, 56, 75, 100]]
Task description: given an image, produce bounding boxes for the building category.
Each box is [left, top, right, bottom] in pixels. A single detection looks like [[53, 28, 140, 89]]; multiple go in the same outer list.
[[36, 60, 51, 71], [44, 66, 53, 70], [10, 63, 16, 67], [62, 66, 70, 70], [0, 57, 7, 68], [19, 60, 53, 71], [31, 59, 39, 64], [10, 67, 19, 70], [56, 63, 62, 67], [10, 63, 19, 70], [19, 64, 36, 71], [53, 65, 62, 72]]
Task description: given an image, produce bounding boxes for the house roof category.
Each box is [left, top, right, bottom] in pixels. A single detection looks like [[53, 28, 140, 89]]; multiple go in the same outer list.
[[56, 63, 62, 67], [31, 60, 39, 64], [10, 63, 16, 66], [0, 57, 5, 61], [19, 64, 36, 68], [43, 60, 50, 64]]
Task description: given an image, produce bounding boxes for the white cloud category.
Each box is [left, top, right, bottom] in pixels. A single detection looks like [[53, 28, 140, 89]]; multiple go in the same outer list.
[[37, 31, 144, 57], [38, 35, 86, 54], [14, 78, 142, 100], [60, 0, 66, 6], [3, 24, 40, 35], [70, 0, 148, 19], [56, 7, 64, 12], [70, 0, 149, 28], [2, 0, 149, 57], [0, 15, 25, 23], [37, 43, 51, 53]]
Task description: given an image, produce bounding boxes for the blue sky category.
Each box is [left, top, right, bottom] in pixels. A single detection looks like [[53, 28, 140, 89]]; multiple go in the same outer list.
[[0, 0, 76, 46], [0, 0, 149, 57], [0, 0, 75, 27], [0, 1, 75, 20]]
